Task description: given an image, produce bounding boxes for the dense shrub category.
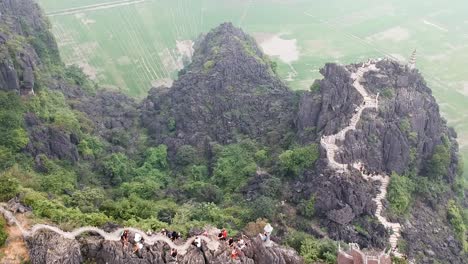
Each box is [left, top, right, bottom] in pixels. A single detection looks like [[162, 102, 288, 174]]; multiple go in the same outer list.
[[175, 145, 198, 166], [387, 173, 414, 215], [68, 187, 105, 213], [300, 238, 337, 264], [0, 173, 20, 201], [249, 195, 277, 220], [279, 144, 319, 177], [298, 196, 315, 218], [286, 230, 337, 264], [0, 92, 29, 156], [213, 142, 257, 192], [427, 142, 451, 181], [447, 200, 468, 251], [0, 218, 7, 247], [181, 181, 223, 203], [22, 189, 110, 228], [102, 153, 135, 186]]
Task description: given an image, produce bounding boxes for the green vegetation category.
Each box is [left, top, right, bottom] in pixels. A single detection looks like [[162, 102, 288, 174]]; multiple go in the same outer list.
[[447, 200, 468, 251], [309, 82, 320, 93], [298, 196, 315, 218], [212, 141, 257, 192], [203, 60, 215, 71], [0, 92, 29, 169], [286, 230, 337, 264], [0, 217, 7, 247], [279, 144, 319, 177], [427, 139, 451, 181], [387, 172, 414, 216], [381, 88, 394, 98]]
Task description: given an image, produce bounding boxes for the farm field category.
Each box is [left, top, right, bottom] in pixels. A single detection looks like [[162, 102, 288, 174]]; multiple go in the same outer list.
[[37, 0, 468, 177]]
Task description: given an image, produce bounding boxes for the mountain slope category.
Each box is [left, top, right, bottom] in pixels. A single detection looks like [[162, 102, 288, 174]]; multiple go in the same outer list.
[[0, 1, 466, 264]]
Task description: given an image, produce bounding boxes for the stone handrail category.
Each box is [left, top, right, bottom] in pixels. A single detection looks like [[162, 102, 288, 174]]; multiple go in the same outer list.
[[0, 205, 219, 255]]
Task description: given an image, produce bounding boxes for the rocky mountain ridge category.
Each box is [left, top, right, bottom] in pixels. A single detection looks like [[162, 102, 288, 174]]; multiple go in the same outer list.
[[0, 1, 466, 264]]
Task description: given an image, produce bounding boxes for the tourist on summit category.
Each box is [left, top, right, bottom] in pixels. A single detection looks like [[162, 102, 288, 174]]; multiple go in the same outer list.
[[161, 228, 167, 236], [218, 228, 228, 240], [231, 248, 239, 260], [193, 236, 203, 251], [133, 242, 144, 255], [228, 237, 234, 247], [170, 248, 178, 260], [171, 230, 179, 241], [238, 238, 247, 250], [121, 230, 129, 248]]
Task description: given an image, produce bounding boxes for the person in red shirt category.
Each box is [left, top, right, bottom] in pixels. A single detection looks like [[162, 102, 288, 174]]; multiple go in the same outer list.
[[218, 228, 228, 240], [230, 248, 239, 259]]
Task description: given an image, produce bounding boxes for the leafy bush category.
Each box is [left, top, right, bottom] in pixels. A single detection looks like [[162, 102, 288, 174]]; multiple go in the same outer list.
[[447, 200, 468, 251], [381, 88, 394, 98], [0, 92, 29, 153], [0, 218, 7, 247], [279, 144, 319, 177], [249, 195, 277, 220], [254, 149, 268, 167], [204, 60, 215, 70], [285, 230, 313, 251], [78, 135, 104, 159], [143, 145, 169, 171], [26, 90, 82, 135], [68, 187, 105, 213], [387, 173, 414, 215], [300, 238, 337, 264], [102, 153, 135, 186], [0, 173, 20, 201], [175, 145, 198, 166], [117, 179, 161, 200], [213, 142, 257, 192], [39, 158, 77, 194], [22, 189, 110, 228], [65, 65, 95, 93], [181, 181, 222, 203], [298, 196, 315, 218], [427, 142, 451, 180], [286, 230, 337, 264], [399, 118, 411, 134], [309, 82, 321, 93]]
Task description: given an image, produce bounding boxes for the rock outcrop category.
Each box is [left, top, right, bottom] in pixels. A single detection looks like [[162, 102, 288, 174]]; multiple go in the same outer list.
[[25, 231, 303, 264], [141, 22, 297, 151], [0, 0, 60, 95]]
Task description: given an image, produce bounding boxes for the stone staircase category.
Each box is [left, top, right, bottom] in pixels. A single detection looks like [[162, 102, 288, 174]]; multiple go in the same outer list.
[[0, 205, 220, 255], [320, 61, 404, 259]]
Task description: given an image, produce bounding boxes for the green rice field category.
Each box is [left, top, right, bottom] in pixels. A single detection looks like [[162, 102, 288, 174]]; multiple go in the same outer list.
[[37, 0, 468, 178]]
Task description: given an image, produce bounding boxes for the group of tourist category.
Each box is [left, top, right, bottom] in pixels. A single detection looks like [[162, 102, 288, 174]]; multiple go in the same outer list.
[[120, 226, 272, 260], [218, 228, 250, 260], [120, 230, 145, 255], [358, 165, 380, 176]]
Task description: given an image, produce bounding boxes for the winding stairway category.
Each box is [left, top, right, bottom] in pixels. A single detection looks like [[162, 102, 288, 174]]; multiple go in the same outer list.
[[0, 205, 220, 255], [320, 60, 403, 258]]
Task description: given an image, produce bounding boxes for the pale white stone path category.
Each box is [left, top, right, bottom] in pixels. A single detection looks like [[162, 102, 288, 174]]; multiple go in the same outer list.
[[320, 61, 404, 258], [0, 205, 220, 255]]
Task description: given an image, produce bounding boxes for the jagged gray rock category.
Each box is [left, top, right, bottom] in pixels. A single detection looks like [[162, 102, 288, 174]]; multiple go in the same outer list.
[[141, 22, 296, 151]]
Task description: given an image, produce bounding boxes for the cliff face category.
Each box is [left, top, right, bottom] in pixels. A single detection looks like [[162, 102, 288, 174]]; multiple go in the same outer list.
[[295, 61, 464, 263], [141, 23, 297, 151], [0, 0, 60, 95]]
